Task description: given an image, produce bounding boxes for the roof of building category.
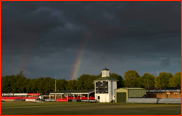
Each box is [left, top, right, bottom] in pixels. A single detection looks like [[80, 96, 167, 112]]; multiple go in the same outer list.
[[50, 90, 94, 94], [94, 77, 118, 81], [147, 89, 181, 92], [117, 87, 146, 90], [102, 67, 109, 70]]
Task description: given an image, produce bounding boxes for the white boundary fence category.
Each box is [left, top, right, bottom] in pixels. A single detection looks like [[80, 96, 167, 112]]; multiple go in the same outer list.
[[45, 99, 56, 102], [126, 98, 181, 104], [126, 98, 157, 103], [158, 98, 181, 104]]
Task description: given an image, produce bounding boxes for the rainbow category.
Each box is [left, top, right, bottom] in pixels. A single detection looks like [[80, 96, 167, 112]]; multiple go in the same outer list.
[[70, 30, 93, 80], [19, 45, 32, 73]]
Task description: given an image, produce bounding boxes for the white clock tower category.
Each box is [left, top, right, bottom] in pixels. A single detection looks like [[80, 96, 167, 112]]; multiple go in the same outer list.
[[94, 68, 118, 102]]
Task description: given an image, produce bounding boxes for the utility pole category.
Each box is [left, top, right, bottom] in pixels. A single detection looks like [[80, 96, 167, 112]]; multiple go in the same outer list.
[[55, 76, 56, 92]]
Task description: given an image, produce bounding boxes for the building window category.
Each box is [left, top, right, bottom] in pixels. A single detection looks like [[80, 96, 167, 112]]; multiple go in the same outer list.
[[98, 96, 100, 99]]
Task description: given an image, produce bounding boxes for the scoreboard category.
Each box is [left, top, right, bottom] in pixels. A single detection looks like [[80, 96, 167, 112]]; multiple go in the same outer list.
[[96, 81, 108, 93]]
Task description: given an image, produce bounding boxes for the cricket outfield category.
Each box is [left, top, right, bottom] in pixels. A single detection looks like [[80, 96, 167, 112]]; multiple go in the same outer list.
[[1, 101, 181, 115]]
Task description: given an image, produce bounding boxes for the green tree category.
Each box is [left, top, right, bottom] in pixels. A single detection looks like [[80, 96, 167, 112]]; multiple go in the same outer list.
[[110, 73, 124, 88], [66, 80, 77, 90], [11, 75, 19, 92], [57, 79, 68, 91], [76, 74, 100, 90], [124, 70, 140, 87], [139, 73, 154, 97], [84, 75, 96, 90], [139, 73, 155, 88], [14, 71, 26, 92], [1, 75, 13, 92], [155, 72, 172, 98], [31, 79, 38, 92], [26, 79, 32, 92], [45, 77, 55, 92], [76, 74, 89, 90], [37, 77, 45, 93], [169, 72, 181, 89], [22, 79, 31, 92]]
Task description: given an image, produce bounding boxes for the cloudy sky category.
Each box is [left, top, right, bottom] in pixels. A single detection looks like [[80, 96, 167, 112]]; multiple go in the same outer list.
[[2, 1, 181, 80]]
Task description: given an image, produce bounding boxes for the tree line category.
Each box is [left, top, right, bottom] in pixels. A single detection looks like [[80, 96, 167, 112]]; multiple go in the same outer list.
[[1, 70, 181, 95]]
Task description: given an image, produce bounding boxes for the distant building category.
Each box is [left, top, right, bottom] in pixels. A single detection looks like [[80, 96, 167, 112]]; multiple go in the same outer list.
[[147, 89, 181, 95]]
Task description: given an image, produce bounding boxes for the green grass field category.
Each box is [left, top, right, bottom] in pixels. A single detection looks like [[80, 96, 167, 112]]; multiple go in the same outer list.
[[1, 101, 181, 115]]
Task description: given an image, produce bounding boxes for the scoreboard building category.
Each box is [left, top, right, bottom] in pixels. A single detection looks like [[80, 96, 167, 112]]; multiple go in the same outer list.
[[94, 68, 118, 102]]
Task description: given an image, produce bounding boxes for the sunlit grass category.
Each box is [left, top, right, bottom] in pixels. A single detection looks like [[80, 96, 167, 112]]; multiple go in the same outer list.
[[1, 101, 181, 115]]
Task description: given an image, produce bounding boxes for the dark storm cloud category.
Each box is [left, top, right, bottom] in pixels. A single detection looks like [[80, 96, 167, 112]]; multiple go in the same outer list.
[[42, 1, 180, 35], [2, 4, 65, 39], [160, 57, 171, 69], [38, 1, 181, 57], [1, 1, 181, 79]]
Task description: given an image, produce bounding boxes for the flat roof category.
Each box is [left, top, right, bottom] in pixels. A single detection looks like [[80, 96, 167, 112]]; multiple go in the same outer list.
[[50, 90, 94, 94], [117, 87, 146, 90], [147, 90, 181, 92]]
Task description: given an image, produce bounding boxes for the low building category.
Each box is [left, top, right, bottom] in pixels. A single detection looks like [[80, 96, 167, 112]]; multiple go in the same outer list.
[[115, 88, 146, 103], [146, 89, 181, 98], [49, 90, 95, 100]]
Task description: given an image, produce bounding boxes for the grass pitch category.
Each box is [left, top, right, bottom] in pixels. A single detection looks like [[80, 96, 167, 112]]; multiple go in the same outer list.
[[1, 101, 181, 115]]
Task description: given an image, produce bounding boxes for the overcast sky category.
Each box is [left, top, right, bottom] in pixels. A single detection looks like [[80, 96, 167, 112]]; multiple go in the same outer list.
[[2, 1, 181, 80]]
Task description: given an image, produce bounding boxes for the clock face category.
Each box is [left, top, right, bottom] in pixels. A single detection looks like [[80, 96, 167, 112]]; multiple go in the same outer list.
[[96, 81, 108, 93]]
